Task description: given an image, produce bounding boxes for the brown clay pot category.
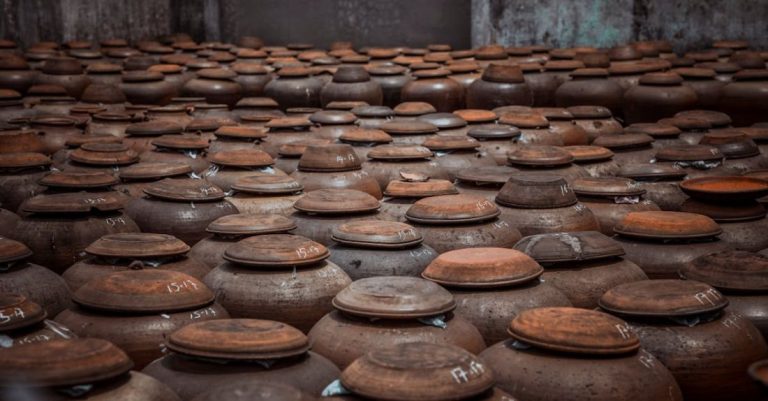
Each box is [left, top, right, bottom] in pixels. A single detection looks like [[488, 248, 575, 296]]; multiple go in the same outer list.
[[181, 68, 243, 107], [718, 69, 768, 126], [320, 66, 383, 107], [555, 68, 624, 116], [466, 64, 532, 109], [623, 72, 699, 124], [264, 67, 324, 109], [0, 152, 49, 213], [400, 69, 465, 112], [120, 71, 176, 106], [291, 189, 386, 245]]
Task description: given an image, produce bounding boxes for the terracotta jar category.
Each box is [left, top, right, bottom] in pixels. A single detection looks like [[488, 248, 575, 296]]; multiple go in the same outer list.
[[148, 64, 188, 94], [593, 133, 657, 165], [718, 69, 768, 126], [291, 189, 385, 245], [0, 152, 49, 212], [367, 65, 411, 108], [466, 124, 520, 165], [421, 135, 496, 181], [290, 144, 382, 198], [495, 174, 600, 236], [422, 247, 570, 344], [380, 119, 439, 145], [514, 231, 648, 308], [673, 67, 726, 109], [554, 68, 624, 116], [63, 233, 210, 291], [0, 90, 34, 122], [618, 163, 688, 211], [0, 294, 74, 347], [378, 177, 459, 221], [320, 66, 383, 107], [231, 63, 272, 97], [497, 113, 563, 146], [623, 72, 699, 124], [86, 112, 139, 138], [566, 105, 623, 143], [608, 62, 665, 93], [308, 276, 486, 368], [658, 115, 713, 146], [35, 57, 91, 98], [208, 125, 266, 153], [393, 101, 437, 120], [533, 60, 585, 107], [116, 161, 193, 199], [400, 69, 464, 112], [86, 62, 124, 86], [205, 149, 280, 191], [264, 67, 324, 109], [0, 237, 71, 317], [599, 280, 768, 401], [572, 177, 661, 235], [0, 56, 37, 94], [613, 211, 732, 279], [0, 338, 181, 400], [466, 64, 532, 109], [481, 307, 683, 401], [534, 107, 589, 145], [0, 208, 20, 237], [181, 68, 243, 107], [565, 145, 621, 177], [189, 213, 296, 268], [203, 234, 351, 332], [700, 130, 768, 175], [140, 134, 211, 174], [226, 175, 304, 216], [506, 145, 588, 183], [455, 165, 518, 200], [29, 116, 84, 155], [120, 71, 176, 106]]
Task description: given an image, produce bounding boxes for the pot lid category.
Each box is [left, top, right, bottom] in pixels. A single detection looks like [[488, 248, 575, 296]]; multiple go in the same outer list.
[[214, 126, 267, 140], [22, 192, 124, 213], [367, 65, 407, 76], [197, 68, 236, 80], [572, 177, 645, 197], [412, 69, 451, 79], [680, 198, 766, 222], [0, 152, 51, 169], [209, 149, 274, 168], [456, 166, 515, 186], [405, 194, 500, 224], [340, 128, 392, 144], [186, 118, 235, 132], [297, 144, 362, 172], [508, 307, 640, 355], [41, 57, 84, 75], [570, 68, 609, 78], [614, 211, 722, 240], [167, 319, 309, 360], [223, 234, 329, 267], [655, 144, 724, 162], [122, 70, 164, 82], [673, 67, 716, 79], [380, 120, 439, 135], [393, 102, 437, 116], [0, 237, 33, 264], [681, 176, 768, 202], [507, 145, 574, 167], [278, 138, 333, 157], [619, 163, 687, 180], [70, 143, 139, 166], [699, 130, 760, 158], [236, 97, 280, 108], [332, 66, 371, 83], [625, 123, 681, 138], [535, 108, 573, 121], [384, 178, 457, 198], [207, 213, 296, 235], [309, 110, 357, 125], [544, 60, 585, 71], [696, 61, 741, 73], [0, 338, 133, 388], [294, 189, 379, 214], [513, 231, 625, 263], [496, 174, 578, 209], [739, 127, 768, 143], [351, 105, 394, 118], [39, 171, 118, 189], [609, 45, 642, 61], [657, 116, 711, 131], [74, 269, 214, 313], [592, 133, 654, 150], [119, 162, 192, 180], [422, 135, 479, 151], [566, 105, 612, 119], [333, 276, 456, 319], [639, 72, 684, 86], [608, 62, 666, 76], [423, 247, 543, 288], [152, 134, 209, 150], [65, 134, 123, 148], [126, 120, 183, 137], [599, 279, 728, 317], [565, 145, 614, 162], [468, 124, 520, 140], [416, 113, 467, 129], [482, 63, 524, 83], [85, 233, 190, 258], [232, 175, 303, 195], [734, 69, 768, 81], [332, 220, 423, 249], [0, 294, 46, 332], [682, 250, 768, 292], [446, 62, 480, 74], [341, 342, 494, 401], [144, 179, 226, 202], [497, 113, 549, 129]]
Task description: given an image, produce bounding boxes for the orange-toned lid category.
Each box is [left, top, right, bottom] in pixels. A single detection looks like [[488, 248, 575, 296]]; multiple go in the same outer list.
[[206, 213, 296, 235], [564, 145, 614, 162], [85, 233, 190, 258], [297, 144, 361, 172], [507, 145, 573, 167], [293, 189, 380, 214], [599, 279, 728, 317], [384, 178, 458, 198], [614, 211, 722, 240], [22, 192, 124, 213], [144, 179, 226, 202], [223, 234, 329, 267], [209, 149, 274, 168], [405, 194, 500, 224], [119, 162, 192, 180], [69, 143, 139, 166], [333, 277, 456, 319], [423, 247, 543, 288], [332, 220, 422, 249], [422, 135, 480, 151], [393, 102, 437, 116], [0, 294, 46, 332], [380, 120, 439, 135]]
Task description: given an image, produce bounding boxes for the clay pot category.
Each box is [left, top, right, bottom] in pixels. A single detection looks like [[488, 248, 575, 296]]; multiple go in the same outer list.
[[455, 165, 518, 200], [400, 69, 465, 112], [505, 145, 589, 185], [467, 124, 521, 165], [700, 130, 768, 175], [28, 116, 84, 155], [497, 113, 563, 146], [623, 72, 699, 124], [205, 149, 281, 191], [35, 57, 91, 98], [378, 177, 459, 221], [123, 120, 184, 154], [0, 294, 74, 347], [264, 67, 324, 109], [466, 64, 532, 109], [654, 144, 726, 178], [0, 152, 49, 212], [555, 68, 624, 115], [290, 144, 382, 198], [208, 125, 267, 153], [226, 175, 304, 216], [320, 66, 383, 107], [0, 56, 37, 94], [368, 65, 411, 108], [618, 163, 689, 211], [718, 69, 768, 126], [566, 105, 623, 143], [572, 177, 661, 235], [674, 67, 726, 109], [190, 382, 314, 401], [115, 161, 193, 199], [291, 189, 385, 245], [593, 133, 657, 166], [231, 63, 272, 97], [120, 71, 176, 106], [181, 68, 243, 107]]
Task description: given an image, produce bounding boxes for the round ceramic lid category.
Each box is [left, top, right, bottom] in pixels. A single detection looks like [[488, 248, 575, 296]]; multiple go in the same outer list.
[[682, 250, 768, 292], [535, 108, 573, 121], [309, 110, 357, 125], [209, 149, 274, 168], [167, 319, 310, 360], [658, 116, 711, 131], [214, 126, 267, 140], [592, 133, 654, 150], [384, 179, 458, 198], [144, 179, 226, 202], [0, 294, 46, 332], [497, 113, 549, 129], [351, 105, 394, 119], [367, 145, 433, 160], [655, 145, 724, 162], [70, 143, 139, 166], [278, 138, 333, 157], [700, 130, 761, 159], [572, 177, 645, 197], [513, 231, 625, 263], [223, 234, 329, 267], [599, 279, 728, 317], [119, 162, 192, 180], [341, 342, 495, 401], [266, 117, 313, 130], [453, 109, 498, 124], [231, 175, 303, 195], [566, 105, 612, 119], [614, 211, 722, 240], [22, 192, 124, 213], [680, 176, 768, 202], [332, 220, 423, 248], [74, 270, 214, 313], [39, 171, 119, 189], [507, 145, 574, 167], [85, 233, 190, 258], [333, 276, 456, 319], [682, 198, 767, 222], [467, 124, 520, 140], [394, 102, 437, 116], [0, 237, 33, 264], [297, 144, 361, 172], [294, 189, 380, 214], [0, 338, 133, 387], [422, 248, 543, 288], [380, 120, 439, 135], [456, 166, 516, 186], [496, 174, 578, 209], [65, 134, 123, 148], [676, 110, 732, 127], [619, 163, 687, 180], [152, 134, 209, 150], [207, 213, 296, 235], [565, 146, 614, 162], [508, 307, 640, 355], [405, 194, 500, 224], [0, 152, 51, 169], [125, 121, 183, 137], [416, 113, 467, 129], [625, 123, 682, 138], [339, 128, 392, 144], [421, 136, 480, 151]]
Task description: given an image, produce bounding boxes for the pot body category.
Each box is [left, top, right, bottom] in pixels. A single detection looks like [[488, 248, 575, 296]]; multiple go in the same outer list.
[[541, 258, 648, 308], [573, 118, 623, 143], [363, 159, 449, 190], [614, 237, 732, 279], [431, 151, 497, 181], [370, 74, 410, 107], [36, 73, 91, 98], [683, 79, 725, 109], [623, 84, 698, 124], [181, 78, 242, 107], [226, 193, 302, 216], [0, 169, 47, 212], [62, 257, 211, 291], [120, 80, 176, 106], [498, 203, 599, 237], [466, 79, 533, 109], [320, 81, 383, 106], [400, 78, 465, 112], [290, 169, 382, 199], [718, 80, 768, 126], [328, 243, 437, 281], [727, 293, 768, 340], [412, 216, 522, 254], [634, 180, 687, 211], [124, 198, 237, 246], [264, 76, 324, 109], [0, 208, 19, 237], [233, 73, 272, 97], [0, 69, 37, 93], [555, 78, 624, 116], [524, 72, 560, 107], [292, 211, 390, 246], [0, 262, 71, 316], [717, 218, 768, 252]]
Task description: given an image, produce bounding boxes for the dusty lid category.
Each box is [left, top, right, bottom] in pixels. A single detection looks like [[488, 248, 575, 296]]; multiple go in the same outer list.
[[655, 144, 724, 162], [625, 123, 682, 138], [39, 171, 118, 189], [405, 194, 500, 224], [214, 126, 267, 140], [0, 294, 46, 332], [673, 67, 716, 79], [496, 175, 577, 209], [680, 176, 768, 202], [197, 68, 236, 81], [507, 145, 573, 167], [294, 189, 379, 214], [508, 307, 640, 355], [223, 234, 329, 267], [535, 108, 573, 121], [297, 144, 361, 172], [481, 63, 524, 83], [498, 113, 549, 129], [393, 102, 437, 116], [207, 213, 295, 235], [467, 124, 520, 140], [119, 162, 192, 180], [144, 179, 226, 202], [565, 146, 614, 163], [209, 149, 274, 168], [513, 231, 625, 264], [380, 120, 439, 135], [570, 68, 609, 78], [278, 138, 333, 157], [231, 175, 303, 195], [544, 60, 585, 71], [412, 69, 451, 79], [423, 247, 542, 288], [235, 97, 280, 109], [341, 342, 494, 401], [682, 250, 768, 292], [332, 220, 423, 249], [368, 145, 433, 161], [572, 177, 645, 197], [167, 319, 310, 360], [333, 276, 456, 319], [85, 233, 190, 258], [454, 166, 512, 187], [340, 128, 392, 144], [351, 105, 394, 118], [74, 270, 214, 313], [266, 117, 314, 130], [309, 110, 357, 125], [639, 72, 684, 85], [422, 135, 479, 151], [22, 192, 124, 213], [384, 178, 458, 198], [151, 134, 209, 150], [592, 133, 654, 150], [0, 152, 51, 169], [699, 130, 760, 159], [416, 112, 467, 129], [614, 211, 722, 240], [0, 339, 133, 387], [619, 163, 687, 180], [70, 142, 139, 166], [599, 279, 728, 317], [186, 118, 234, 132], [0, 237, 33, 264], [41, 57, 84, 75]]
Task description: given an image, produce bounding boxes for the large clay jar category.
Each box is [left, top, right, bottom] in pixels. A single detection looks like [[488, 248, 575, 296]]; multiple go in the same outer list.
[[600, 280, 768, 401], [0, 237, 71, 317], [0, 294, 74, 347], [674, 67, 726, 109], [143, 319, 339, 400], [309, 109, 360, 140], [264, 67, 324, 109], [401, 69, 464, 112], [258, 116, 315, 157], [120, 71, 176, 106], [514, 231, 648, 308], [63, 233, 210, 291], [62, 142, 140, 174], [291, 189, 385, 245], [350, 105, 394, 129], [181, 68, 243, 107], [404, 194, 522, 254], [495, 174, 599, 236], [368, 65, 411, 108], [467, 124, 521, 165], [320, 66, 383, 107], [203, 234, 351, 332], [618, 163, 688, 211], [626, 121, 684, 150], [140, 133, 211, 174], [35, 57, 91, 98], [555, 68, 624, 116], [0, 89, 34, 122], [308, 276, 486, 369], [565, 145, 621, 177], [231, 62, 272, 97], [700, 130, 768, 175], [329, 220, 437, 280], [623, 72, 698, 124], [339, 127, 393, 160], [533, 60, 585, 107], [29, 116, 84, 155], [481, 307, 683, 401], [55, 270, 228, 369], [0, 152, 49, 213], [718, 69, 768, 126], [226, 175, 304, 216], [290, 144, 382, 198], [572, 177, 661, 235], [534, 107, 589, 146], [0, 56, 37, 94], [123, 179, 237, 246], [380, 119, 439, 146], [423, 136, 496, 180], [466, 64, 532, 109], [506, 145, 588, 183], [613, 211, 732, 279], [422, 247, 570, 345], [205, 149, 280, 191], [122, 120, 184, 155], [0, 338, 181, 400], [379, 177, 459, 221], [116, 161, 192, 199], [654, 144, 726, 178], [189, 213, 296, 269]]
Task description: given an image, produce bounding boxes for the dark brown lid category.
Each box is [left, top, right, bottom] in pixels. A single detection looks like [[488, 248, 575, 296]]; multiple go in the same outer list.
[[592, 133, 654, 149], [544, 60, 585, 71], [619, 163, 687, 180], [738, 127, 768, 143], [673, 67, 716, 79], [572, 177, 645, 197], [600, 279, 728, 317], [639, 72, 684, 86], [655, 144, 724, 162], [298, 144, 361, 172], [482, 63, 524, 83], [209, 149, 274, 168], [75, 269, 214, 313], [278, 138, 333, 157], [0, 294, 46, 332], [332, 66, 371, 83], [509, 307, 639, 355], [682, 250, 768, 292], [416, 112, 467, 129], [351, 105, 394, 118], [266, 117, 313, 129], [570, 68, 609, 78], [121, 70, 164, 83], [681, 176, 768, 202], [65, 134, 123, 148], [294, 189, 379, 214], [406, 194, 499, 224], [231, 175, 303, 195], [507, 145, 574, 167], [394, 102, 437, 116], [565, 145, 614, 162], [236, 97, 280, 108], [699, 130, 760, 158], [380, 120, 439, 135], [423, 247, 542, 288], [0, 237, 33, 264], [614, 211, 722, 240], [341, 342, 494, 401], [186, 118, 234, 132], [412, 68, 451, 79], [446, 61, 479, 74], [658, 116, 711, 131], [696, 61, 741, 73], [608, 62, 666, 76], [39, 171, 118, 189], [214, 126, 267, 140], [384, 178, 458, 198], [422, 135, 479, 151], [467, 124, 520, 140], [681, 198, 766, 222], [22, 192, 124, 213], [514, 231, 625, 263], [197, 68, 236, 81], [566, 105, 612, 119], [223, 234, 329, 267], [496, 175, 578, 209], [144, 179, 226, 202], [0, 152, 51, 169], [41, 57, 84, 75], [167, 319, 309, 360], [734, 69, 768, 81], [333, 276, 455, 319], [498, 113, 549, 128], [0, 338, 133, 387], [119, 162, 192, 180], [340, 128, 392, 144], [609, 45, 642, 61], [625, 123, 682, 138], [86, 233, 190, 258], [535, 107, 573, 121], [70, 143, 139, 166], [367, 65, 407, 76], [456, 166, 515, 186], [207, 213, 296, 235], [309, 110, 357, 125], [152, 134, 209, 150], [332, 220, 423, 248]]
